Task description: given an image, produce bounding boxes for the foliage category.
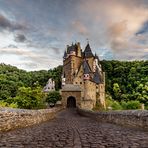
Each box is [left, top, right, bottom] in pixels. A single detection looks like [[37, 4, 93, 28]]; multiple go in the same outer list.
[[6, 86, 46, 109], [101, 60, 148, 108], [113, 83, 121, 100], [0, 64, 62, 108], [111, 101, 123, 110], [46, 91, 61, 104], [0, 60, 147, 110], [106, 98, 142, 110], [92, 100, 105, 111], [0, 100, 18, 108], [121, 100, 141, 110]]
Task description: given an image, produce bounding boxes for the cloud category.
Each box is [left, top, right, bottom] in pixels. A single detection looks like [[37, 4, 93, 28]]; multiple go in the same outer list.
[[77, 0, 148, 59], [0, 0, 148, 70], [15, 34, 27, 42], [72, 20, 89, 36], [136, 20, 148, 35], [7, 44, 18, 48], [50, 47, 61, 54], [0, 46, 62, 70], [0, 14, 11, 29], [0, 14, 26, 31]]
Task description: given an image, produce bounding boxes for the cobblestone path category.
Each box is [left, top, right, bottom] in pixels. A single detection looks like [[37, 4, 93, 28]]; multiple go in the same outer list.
[[0, 109, 148, 148]]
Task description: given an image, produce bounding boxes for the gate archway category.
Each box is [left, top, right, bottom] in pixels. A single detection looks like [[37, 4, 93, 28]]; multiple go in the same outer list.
[[67, 96, 76, 108]]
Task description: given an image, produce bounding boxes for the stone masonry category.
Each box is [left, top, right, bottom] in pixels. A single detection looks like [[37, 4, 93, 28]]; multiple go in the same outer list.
[[0, 107, 62, 132], [0, 109, 148, 147], [77, 108, 148, 130]]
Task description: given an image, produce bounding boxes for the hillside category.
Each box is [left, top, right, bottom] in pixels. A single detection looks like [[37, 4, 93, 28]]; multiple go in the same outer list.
[[0, 60, 147, 108]]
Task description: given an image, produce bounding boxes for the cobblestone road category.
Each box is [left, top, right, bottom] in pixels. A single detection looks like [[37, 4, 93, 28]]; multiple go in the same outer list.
[[0, 109, 148, 148]]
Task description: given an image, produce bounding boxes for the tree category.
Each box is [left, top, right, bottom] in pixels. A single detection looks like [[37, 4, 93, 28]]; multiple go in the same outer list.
[[46, 91, 61, 104], [7, 86, 46, 109], [113, 83, 121, 100]]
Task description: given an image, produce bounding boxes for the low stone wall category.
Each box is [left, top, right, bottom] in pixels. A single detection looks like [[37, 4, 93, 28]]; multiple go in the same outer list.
[[77, 108, 148, 130], [0, 107, 62, 132]]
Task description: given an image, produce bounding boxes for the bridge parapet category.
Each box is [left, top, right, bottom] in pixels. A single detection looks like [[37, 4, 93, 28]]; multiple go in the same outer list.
[[77, 108, 148, 130], [0, 107, 62, 132]]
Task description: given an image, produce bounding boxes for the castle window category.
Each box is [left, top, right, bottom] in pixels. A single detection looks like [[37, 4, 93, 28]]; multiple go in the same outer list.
[[80, 82, 82, 84]]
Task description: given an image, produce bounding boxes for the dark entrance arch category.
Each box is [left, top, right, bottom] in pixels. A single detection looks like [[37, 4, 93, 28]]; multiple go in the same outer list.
[[67, 96, 76, 108]]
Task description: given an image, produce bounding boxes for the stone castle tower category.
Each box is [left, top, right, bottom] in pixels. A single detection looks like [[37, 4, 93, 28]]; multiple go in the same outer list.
[[61, 42, 106, 110], [43, 78, 55, 92]]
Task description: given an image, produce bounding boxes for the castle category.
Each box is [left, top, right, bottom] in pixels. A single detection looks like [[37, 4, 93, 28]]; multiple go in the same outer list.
[[61, 42, 106, 110], [43, 78, 55, 92]]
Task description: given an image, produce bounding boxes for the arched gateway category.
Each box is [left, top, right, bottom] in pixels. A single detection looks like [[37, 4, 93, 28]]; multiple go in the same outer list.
[[61, 84, 81, 108], [67, 96, 76, 108]]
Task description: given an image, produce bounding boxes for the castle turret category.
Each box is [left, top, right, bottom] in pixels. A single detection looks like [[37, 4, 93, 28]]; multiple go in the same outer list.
[[83, 59, 91, 80], [61, 41, 106, 110], [77, 42, 82, 57], [83, 43, 94, 71], [93, 53, 99, 72], [63, 50, 67, 59], [84, 43, 94, 58]]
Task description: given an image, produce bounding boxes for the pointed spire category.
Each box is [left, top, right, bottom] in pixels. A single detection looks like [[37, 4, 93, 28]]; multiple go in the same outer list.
[[86, 38, 89, 44], [93, 68, 101, 84], [83, 59, 91, 74], [63, 50, 67, 59], [84, 42, 94, 58], [95, 53, 99, 60]]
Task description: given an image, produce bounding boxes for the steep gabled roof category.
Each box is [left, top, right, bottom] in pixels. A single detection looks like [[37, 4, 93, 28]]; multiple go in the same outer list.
[[95, 53, 99, 60], [92, 68, 101, 84], [63, 50, 67, 59], [83, 59, 91, 74], [67, 44, 76, 54], [84, 43, 94, 58]]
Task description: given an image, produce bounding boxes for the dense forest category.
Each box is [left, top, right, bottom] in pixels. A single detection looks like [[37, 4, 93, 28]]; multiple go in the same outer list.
[[0, 60, 147, 109], [100, 60, 148, 110], [0, 63, 62, 109]]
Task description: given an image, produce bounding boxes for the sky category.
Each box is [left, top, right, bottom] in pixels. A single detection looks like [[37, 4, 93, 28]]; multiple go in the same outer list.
[[0, 0, 147, 71]]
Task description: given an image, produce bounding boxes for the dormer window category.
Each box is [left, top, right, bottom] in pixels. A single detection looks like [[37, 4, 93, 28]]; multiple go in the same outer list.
[[70, 51, 76, 55], [84, 74, 90, 80]]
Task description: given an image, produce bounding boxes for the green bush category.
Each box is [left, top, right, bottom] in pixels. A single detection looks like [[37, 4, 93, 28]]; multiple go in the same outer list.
[[93, 101, 105, 111], [124, 100, 141, 110], [106, 99, 142, 110], [8, 102, 18, 108], [46, 91, 61, 104], [7, 86, 46, 109], [0, 100, 18, 108], [111, 101, 122, 110], [0, 100, 8, 107]]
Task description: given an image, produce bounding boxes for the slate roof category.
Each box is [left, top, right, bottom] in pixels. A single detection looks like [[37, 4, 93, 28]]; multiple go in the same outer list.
[[83, 59, 91, 74], [84, 43, 94, 58], [95, 53, 99, 60], [67, 44, 76, 54], [92, 68, 101, 84], [63, 50, 67, 59]]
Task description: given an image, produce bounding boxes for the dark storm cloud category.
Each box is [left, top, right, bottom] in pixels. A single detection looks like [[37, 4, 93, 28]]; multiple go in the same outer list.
[[51, 47, 61, 54], [7, 44, 18, 48], [0, 14, 11, 29], [0, 14, 26, 31], [136, 20, 148, 35], [15, 34, 27, 42], [0, 0, 148, 70]]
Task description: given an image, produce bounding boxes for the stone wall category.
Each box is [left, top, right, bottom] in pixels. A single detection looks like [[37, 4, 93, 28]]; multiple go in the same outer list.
[[0, 107, 62, 132], [77, 108, 148, 130], [61, 91, 81, 108]]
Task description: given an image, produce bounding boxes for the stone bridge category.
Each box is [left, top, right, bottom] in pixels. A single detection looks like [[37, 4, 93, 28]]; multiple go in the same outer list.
[[0, 109, 148, 148]]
